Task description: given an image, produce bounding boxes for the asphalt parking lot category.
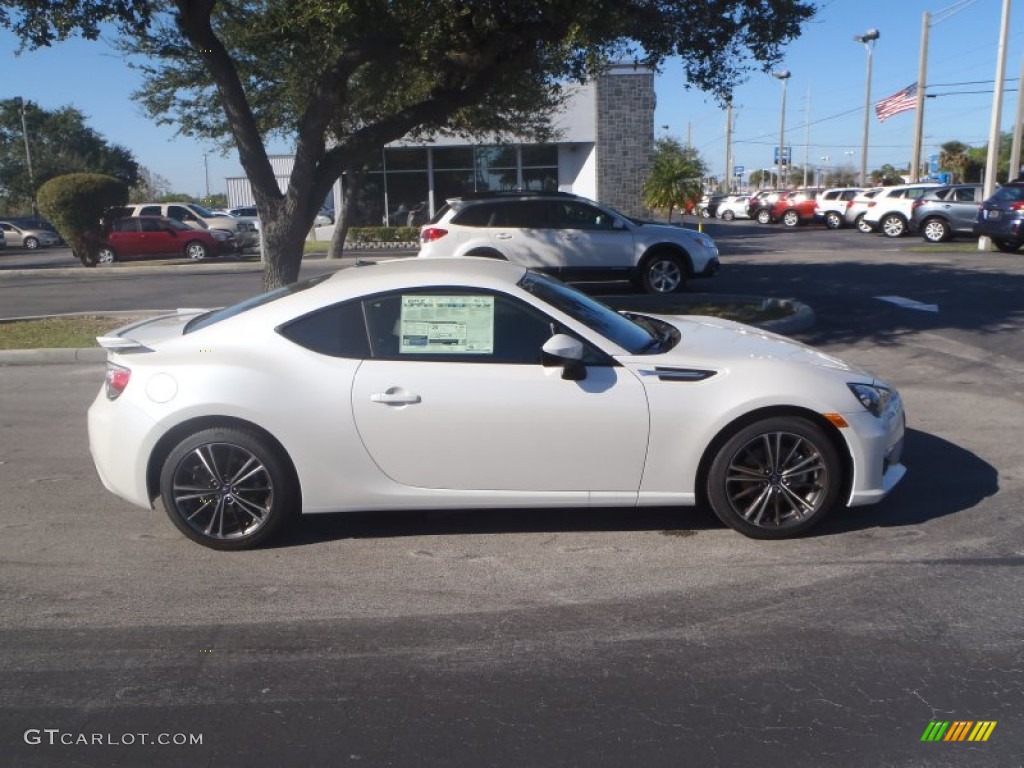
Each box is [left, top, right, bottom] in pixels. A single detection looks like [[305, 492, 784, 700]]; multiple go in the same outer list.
[[2, 222, 1023, 766]]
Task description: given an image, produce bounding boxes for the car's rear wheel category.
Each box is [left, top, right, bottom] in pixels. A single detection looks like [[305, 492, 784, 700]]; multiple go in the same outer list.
[[993, 238, 1023, 253], [185, 241, 208, 260], [921, 218, 951, 243], [856, 214, 872, 233], [721, 210, 735, 221], [640, 252, 687, 294], [756, 209, 772, 224], [706, 417, 842, 539], [824, 211, 843, 230], [782, 210, 801, 228], [160, 428, 297, 550], [97, 247, 117, 264], [880, 214, 907, 238]]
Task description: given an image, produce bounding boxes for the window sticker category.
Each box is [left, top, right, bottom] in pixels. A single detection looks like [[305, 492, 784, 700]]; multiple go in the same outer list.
[[399, 295, 494, 354]]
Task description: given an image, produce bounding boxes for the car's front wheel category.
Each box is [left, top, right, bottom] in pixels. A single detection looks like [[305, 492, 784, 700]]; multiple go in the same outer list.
[[706, 416, 842, 539], [993, 238, 1023, 253], [159, 428, 298, 550], [24, 236, 39, 249], [921, 218, 951, 243], [721, 210, 735, 221], [782, 210, 801, 228], [640, 252, 687, 294], [97, 247, 117, 264], [824, 211, 843, 230], [880, 214, 907, 238], [185, 241, 208, 260], [756, 209, 772, 224]]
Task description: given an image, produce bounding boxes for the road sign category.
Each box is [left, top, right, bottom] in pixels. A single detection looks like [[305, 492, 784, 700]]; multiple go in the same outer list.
[[772, 147, 792, 164], [733, 165, 744, 176]]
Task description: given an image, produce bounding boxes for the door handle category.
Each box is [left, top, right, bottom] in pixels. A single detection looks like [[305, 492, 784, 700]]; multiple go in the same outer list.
[[370, 391, 421, 405], [493, 233, 513, 240]]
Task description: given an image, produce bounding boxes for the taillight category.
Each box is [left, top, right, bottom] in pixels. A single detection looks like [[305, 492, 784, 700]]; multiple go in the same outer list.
[[420, 227, 448, 242], [867, 201, 877, 208], [1010, 202, 1024, 211], [105, 363, 131, 400], [912, 198, 925, 209], [845, 200, 855, 209]]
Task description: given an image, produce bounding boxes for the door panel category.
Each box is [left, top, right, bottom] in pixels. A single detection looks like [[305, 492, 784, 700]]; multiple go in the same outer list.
[[351, 361, 649, 492]]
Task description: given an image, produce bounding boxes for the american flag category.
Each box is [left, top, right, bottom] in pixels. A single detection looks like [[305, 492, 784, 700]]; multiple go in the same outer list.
[[875, 83, 918, 122]]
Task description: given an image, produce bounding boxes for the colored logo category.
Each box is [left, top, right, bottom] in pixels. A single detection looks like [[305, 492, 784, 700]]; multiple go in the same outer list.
[[921, 721, 997, 742]]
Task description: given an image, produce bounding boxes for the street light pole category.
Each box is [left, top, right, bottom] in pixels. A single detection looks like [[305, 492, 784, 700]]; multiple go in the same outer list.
[[854, 29, 879, 187], [203, 152, 211, 201], [773, 70, 791, 189], [15, 97, 37, 216]]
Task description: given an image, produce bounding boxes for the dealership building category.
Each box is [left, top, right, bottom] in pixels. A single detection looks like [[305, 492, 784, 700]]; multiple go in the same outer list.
[[225, 64, 655, 225]]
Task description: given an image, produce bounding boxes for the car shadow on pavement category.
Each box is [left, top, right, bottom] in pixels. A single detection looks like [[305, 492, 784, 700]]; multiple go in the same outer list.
[[273, 428, 996, 548], [817, 427, 998, 536]]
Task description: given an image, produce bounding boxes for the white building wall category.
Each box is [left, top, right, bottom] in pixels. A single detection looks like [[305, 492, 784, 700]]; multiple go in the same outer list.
[[558, 144, 597, 199]]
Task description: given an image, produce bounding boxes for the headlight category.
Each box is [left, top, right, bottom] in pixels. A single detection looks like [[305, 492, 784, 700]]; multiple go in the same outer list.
[[848, 383, 892, 417], [210, 230, 232, 241]]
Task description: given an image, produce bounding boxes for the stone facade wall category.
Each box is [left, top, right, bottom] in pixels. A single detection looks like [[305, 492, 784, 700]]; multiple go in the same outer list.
[[595, 67, 655, 216]]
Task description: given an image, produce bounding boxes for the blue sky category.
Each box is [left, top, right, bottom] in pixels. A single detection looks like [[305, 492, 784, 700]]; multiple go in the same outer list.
[[1, 0, 1021, 195]]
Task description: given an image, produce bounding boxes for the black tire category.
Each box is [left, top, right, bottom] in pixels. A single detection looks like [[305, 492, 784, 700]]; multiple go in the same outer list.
[[856, 214, 873, 234], [97, 247, 118, 264], [824, 211, 843, 230], [992, 238, 1023, 253], [24, 236, 39, 250], [706, 416, 842, 539], [921, 218, 951, 243], [721, 210, 735, 221], [782, 210, 801, 228], [756, 209, 772, 225], [159, 427, 298, 550], [185, 241, 208, 260], [640, 252, 687, 294], [880, 214, 907, 238]]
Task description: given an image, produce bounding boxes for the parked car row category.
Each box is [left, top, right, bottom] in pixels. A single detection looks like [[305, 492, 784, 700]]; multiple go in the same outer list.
[[707, 181, 1023, 252], [0, 220, 63, 249]]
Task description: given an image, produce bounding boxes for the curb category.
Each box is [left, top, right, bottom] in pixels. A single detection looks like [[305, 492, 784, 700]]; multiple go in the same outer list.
[[0, 294, 815, 367]]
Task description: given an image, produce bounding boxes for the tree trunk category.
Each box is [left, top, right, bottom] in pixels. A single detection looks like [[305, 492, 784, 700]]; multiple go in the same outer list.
[[259, 211, 309, 290], [327, 169, 366, 260]]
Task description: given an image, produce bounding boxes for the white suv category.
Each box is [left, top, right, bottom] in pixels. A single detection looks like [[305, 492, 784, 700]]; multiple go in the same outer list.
[[813, 188, 864, 230], [861, 183, 942, 238], [418, 192, 720, 294], [121, 202, 260, 249]]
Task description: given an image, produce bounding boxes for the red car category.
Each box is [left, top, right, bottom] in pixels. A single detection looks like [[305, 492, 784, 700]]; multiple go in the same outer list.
[[770, 188, 824, 227], [98, 216, 237, 264]]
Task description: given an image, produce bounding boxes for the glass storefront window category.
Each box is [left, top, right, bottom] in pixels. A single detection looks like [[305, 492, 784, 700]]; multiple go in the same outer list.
[[384, 148, 428, 171], [432, 147, 475, 170], [521, 145, 558, 167]]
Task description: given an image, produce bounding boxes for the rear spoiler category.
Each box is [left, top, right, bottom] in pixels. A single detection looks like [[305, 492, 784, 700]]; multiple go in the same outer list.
[[95, 308, 210, 352]]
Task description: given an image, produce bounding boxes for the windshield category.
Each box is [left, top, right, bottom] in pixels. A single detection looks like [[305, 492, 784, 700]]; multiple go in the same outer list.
[[518, 271, 656, 354], [189, 203, 216, 217], [184, 274, 332, 334]]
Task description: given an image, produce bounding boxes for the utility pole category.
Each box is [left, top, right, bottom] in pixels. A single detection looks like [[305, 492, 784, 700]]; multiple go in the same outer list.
[[909, 14, 929, 182], [16, 98, 37, 216], [980, 0, 1012, 250], [1010, 53, 1024, 181], [203, 152, 211, 200], [802, 87, 811, 187], [854, 29, 880, 186], [724, 103, 733, 194]]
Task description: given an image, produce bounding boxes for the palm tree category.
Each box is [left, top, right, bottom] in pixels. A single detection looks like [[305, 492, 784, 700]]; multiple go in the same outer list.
[[939, 141, 971, 184], [642, 138, 707, 221]]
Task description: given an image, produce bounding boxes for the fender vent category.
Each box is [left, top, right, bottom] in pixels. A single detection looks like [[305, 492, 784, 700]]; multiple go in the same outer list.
[[638, 367, 717, 382]]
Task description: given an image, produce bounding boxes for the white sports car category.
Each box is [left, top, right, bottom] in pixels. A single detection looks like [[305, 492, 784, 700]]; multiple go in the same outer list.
[[88, 258, 906, 550]]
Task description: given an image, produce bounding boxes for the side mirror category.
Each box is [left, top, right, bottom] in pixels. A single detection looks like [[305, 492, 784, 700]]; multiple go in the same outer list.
[[541, 334, 586, 381]]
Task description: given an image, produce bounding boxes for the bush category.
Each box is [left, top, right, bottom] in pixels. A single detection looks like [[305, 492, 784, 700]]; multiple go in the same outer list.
[[347, 226, 419, 244], [37, 173, 128, 267]]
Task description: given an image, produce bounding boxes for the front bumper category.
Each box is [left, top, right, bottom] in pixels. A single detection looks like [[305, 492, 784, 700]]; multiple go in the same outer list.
[[844, 395, 907, 507]]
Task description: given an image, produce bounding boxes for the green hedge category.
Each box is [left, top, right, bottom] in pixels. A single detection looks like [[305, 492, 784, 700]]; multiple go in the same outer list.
[[347, 226, 419, 243]]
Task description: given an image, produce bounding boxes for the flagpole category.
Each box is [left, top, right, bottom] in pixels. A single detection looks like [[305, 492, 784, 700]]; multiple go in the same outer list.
[[909, 11, 929, 182]]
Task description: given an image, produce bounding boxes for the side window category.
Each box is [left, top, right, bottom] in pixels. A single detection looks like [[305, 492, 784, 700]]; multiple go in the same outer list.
[[841, 190, 858, 201], [112, 219, 138, 233], [559, 202, 616, 230], [277, 300, 371, 358], [890, 190, 908, 199], [823, 191, 839, 201], [362, 289, 605, 365], [452, 203, 498, 227], [139, 218, 164, 232], [953, 187, 977, 202], [139, 205, 161, 216], [168, 205, 198, 223], [497, 201, 553, 228], [906, 188, 928, 200]]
